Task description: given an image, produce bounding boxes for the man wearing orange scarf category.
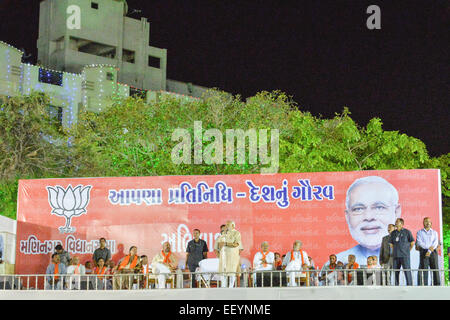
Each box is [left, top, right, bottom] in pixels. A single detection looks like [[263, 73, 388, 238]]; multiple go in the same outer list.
[[66, 256, 85, 290], [92, 258, 108, 290], [252, 241, 274, 286], [152, 242, 178, 289], [282, 240, 310, 287], [114, 246, 140, 289], [344, 254, 360, 285], [140, 255, 151, 289], [45, 253, 67, 290]]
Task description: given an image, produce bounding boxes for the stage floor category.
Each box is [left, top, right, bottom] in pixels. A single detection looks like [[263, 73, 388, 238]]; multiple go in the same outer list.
[[1, 286, 450, 300]]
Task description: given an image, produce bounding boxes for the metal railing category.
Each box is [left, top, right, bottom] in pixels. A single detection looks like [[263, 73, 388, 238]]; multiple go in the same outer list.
[[0, 268, 448, 290]]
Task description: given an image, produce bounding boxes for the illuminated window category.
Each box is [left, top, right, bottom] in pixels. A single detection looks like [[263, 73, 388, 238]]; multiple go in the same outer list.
[[38, 68, 63, 86]]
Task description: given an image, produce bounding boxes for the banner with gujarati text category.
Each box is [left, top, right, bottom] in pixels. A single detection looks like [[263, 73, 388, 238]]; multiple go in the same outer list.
[[16, 169, 442, 284]]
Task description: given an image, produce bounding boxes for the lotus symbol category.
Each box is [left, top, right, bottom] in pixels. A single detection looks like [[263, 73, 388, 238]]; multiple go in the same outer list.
[[46, 184, 92, 234]]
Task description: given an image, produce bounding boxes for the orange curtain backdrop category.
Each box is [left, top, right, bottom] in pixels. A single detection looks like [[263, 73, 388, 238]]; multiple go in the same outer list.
[[15, 169, 442, 279]]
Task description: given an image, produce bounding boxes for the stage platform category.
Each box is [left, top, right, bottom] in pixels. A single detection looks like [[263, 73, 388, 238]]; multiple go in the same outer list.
[[1, 286, 450, 300]]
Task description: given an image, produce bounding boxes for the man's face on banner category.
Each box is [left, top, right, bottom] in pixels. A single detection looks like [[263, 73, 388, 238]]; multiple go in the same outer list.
[[345, 182, 401, 250]]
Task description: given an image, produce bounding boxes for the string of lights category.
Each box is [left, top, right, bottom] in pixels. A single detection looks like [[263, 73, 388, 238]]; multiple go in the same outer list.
[[38, 67, 63, 86], [0, 41, 23, 54], [5, 48, 11, 97], [1, 42, 200, 130]]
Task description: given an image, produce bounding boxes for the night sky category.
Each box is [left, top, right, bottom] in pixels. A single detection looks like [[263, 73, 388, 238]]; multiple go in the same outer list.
[[0, 0, 448, 156]]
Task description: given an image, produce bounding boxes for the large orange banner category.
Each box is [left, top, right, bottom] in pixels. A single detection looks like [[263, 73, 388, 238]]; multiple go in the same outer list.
[[16, 169, 443, 279]]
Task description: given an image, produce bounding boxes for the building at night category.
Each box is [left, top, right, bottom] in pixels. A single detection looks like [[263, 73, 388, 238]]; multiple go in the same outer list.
[[0, 0, 207, 128]]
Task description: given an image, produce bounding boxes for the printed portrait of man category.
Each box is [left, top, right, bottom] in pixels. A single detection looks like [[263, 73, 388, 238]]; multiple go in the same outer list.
[[336, 176, 419, 278]]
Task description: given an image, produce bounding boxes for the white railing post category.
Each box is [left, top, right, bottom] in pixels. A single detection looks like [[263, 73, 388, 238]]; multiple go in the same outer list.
[[344, 270, 347, 286], [363, 269, 366, 286]]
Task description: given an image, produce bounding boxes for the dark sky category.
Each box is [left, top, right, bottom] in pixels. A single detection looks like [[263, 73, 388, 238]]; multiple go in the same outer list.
[[0, 0, 448, 156]]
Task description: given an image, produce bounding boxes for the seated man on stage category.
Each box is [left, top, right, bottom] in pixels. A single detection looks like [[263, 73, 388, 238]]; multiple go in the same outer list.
[[114, 246, 140, 290], [92, 257, 108, 290], [366, 255, 382, 285], [105, 260, 116, 290], [336, 261, 345, 285], [140, 255, 151, 289], [66, 256, 85, 290], [152, 242, 177, 289], [319, 254, 338, 286], [282, 240, 310, 287], [45, 253, 67, 290], [252, 241, 274, 286], [344, 254, 360, 285]]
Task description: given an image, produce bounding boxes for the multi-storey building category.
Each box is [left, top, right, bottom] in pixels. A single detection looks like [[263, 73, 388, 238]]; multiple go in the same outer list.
[[0, 0, 208, 128]]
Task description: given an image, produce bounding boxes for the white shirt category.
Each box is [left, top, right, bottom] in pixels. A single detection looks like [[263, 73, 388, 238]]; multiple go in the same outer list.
[[66, 264, 86, 275], [215, 237, 243, 251], [66, 264, 86, 288], [416, 228, 439, 253], [253, 251, 275, 270], [282, 250, 310, 267], [366, 264, 382, 272]]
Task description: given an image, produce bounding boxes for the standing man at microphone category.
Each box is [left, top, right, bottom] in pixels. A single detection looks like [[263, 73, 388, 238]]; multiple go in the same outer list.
[[389, 218, 415, 286], [218, 221, 242, 288]]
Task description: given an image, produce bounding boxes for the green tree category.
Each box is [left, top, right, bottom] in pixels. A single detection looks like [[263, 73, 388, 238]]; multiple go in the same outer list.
[[69, 90, 294, 177], [0, 93, 72, 218], [1, 90, 448, 230]]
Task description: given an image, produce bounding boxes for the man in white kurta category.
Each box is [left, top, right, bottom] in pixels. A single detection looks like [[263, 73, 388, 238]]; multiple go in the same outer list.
[[66, 256, 85, 290], [218, 221, 241, 288], [152, 242, 177, 289], [215, 224, 243, 257], [252, 241, 274, 285], [283, 240, 310, 287]]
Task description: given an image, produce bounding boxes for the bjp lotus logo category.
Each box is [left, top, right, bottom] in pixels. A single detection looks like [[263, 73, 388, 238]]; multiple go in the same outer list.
[[46, 185, 92, 234]]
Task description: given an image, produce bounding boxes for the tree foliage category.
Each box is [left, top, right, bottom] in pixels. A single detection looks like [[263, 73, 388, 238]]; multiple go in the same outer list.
[[0, 93, 72, 218], [0, 93, 69, 180], [0, 90, 448, 223]]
